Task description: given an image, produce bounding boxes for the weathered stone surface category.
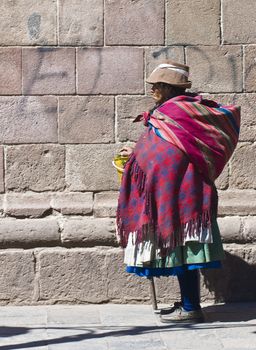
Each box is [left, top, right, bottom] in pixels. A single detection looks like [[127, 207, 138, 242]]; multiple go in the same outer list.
[[22, 48, 75, 95], [201, 244, 256, 302], [0, 0, 57, 45], [245, 46, 256, 92], [217, 216, 242, 243], [6, 145, 65, 192], [61, 218, 116, 246], [77, 47, 144, 94], [230, 143, 256, 189], [106, 249, 150, 302], [59, 0, 103, 45], [243, 217, 256, 243], [38, 248, 109, 303], [0, 218, 60, 248], [0, 97, 58, 143], [215, 164, 229, 190], [4, 193, 52, 218], [105, 0, 164, 45], [117, 95, 153, 142], [223, 0, 256, 44], [186, 46, 243, 93], [0, 48, 21, 95], [218, 190, 256, 216], [59, 96, 114, 144], [51, 192, 93, 215], [0, 251, 35, 304], [66, 144, 120, 191], [166, 0, 220, 45], [94, 192, 118, 218], [0, 147, 4, 193], [145, 46, 185, 77]]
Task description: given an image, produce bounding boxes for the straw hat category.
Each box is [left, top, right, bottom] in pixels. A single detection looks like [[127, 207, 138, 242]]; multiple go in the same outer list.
[[146, 60, 192, 89]]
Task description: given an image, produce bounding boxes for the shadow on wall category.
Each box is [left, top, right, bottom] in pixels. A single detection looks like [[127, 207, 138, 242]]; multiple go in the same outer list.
[[201, 251, 256, 302]]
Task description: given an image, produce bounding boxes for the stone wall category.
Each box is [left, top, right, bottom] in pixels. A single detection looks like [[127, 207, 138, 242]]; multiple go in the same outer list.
[[0, 0, 255, 304]]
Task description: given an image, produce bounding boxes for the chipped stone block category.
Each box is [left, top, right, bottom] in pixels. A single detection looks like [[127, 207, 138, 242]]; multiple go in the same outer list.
[[59, 96, 114, 144], [59, 0, 103, 45], [0, 0, 57, 45], [61, 217, 116, 246], [38, 248, 109, 303], [218, 190, 256, 216], [66, 144, 120, 191], [245, 46, 256, 92], [223, 0, 256, 44], [6, 145, 65, 192], [105, 0, 164, 45], [51, 192, 93, 215], [0, 97, 58, 143], [0, 250, 35, 304], [116, 95, 152, 142], [77, 47, 144, 94], [94, 192, 118, 218], [166, 0, 220, 45], [186, 46, 243, 93], [4, 193, 52, 218], [0, 48, 21, 95], [230, 143, 256, 189], [0, 218, 60, 248], [217, 216, 242, 243], [22, 48, 75, 95]]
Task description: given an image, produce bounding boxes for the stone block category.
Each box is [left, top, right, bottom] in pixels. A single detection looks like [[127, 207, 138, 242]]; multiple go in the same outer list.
[[77, 47, 144, 94], [22, 48, 75, 95], [0, 97, 58, 143], [0, 48, 21, 95], [223, 0, 256, 44], [201, 244, 256, 302], [59, 0, 103, 45], [230, 143, 256, 189], [145, 46, 185, 77], [38, 248, 109, 303], [59, 96, 114, 144], [0, 218, 60, 248], [215, 164, 229, 190], [0, 147, 4, 193], [4, 193, 52, 218], [94, 192, 118, 218], [217, 216, 242, 243], [245, 46, 256, 92], [218, 190, 256, 216], [61, 218, 116, 246], [6, 145, 65, 192], [186, 46, 243, 93], [0, 0, 57, 45], [51, 192, 93, 215], [105, 0, 164, 45], [166, 0, 220, 45], [243, 217, 256, 242], [117, 95, 153, 142], [0, 251, 35, 304], [106, 248, 150, 302], [66, 144, 120, 191]]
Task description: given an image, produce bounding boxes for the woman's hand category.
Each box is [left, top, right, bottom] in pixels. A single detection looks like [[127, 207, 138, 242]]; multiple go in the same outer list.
[[119, 146, 134, 156]]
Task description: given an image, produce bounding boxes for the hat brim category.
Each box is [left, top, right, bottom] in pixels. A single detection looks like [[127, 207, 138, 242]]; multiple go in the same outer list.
[[146, 77, 192, 89]]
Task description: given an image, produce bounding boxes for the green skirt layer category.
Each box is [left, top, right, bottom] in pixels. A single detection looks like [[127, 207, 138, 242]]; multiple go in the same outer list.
[[129, 220, 225, 269]]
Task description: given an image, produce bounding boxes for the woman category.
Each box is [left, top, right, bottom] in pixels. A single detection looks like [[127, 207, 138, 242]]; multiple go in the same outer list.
[[116, 60, 240, 323]]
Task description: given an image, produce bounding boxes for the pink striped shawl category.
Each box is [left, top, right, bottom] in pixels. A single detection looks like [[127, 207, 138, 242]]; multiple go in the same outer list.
[[135, 95, 241, 182]]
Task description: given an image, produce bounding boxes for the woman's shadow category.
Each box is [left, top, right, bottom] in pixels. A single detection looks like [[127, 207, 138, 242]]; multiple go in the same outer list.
[[201, 251, 256, 322]]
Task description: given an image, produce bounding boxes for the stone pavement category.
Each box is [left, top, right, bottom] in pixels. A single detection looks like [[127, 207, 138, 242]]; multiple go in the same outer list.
[[0, 303, 255, 350]]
